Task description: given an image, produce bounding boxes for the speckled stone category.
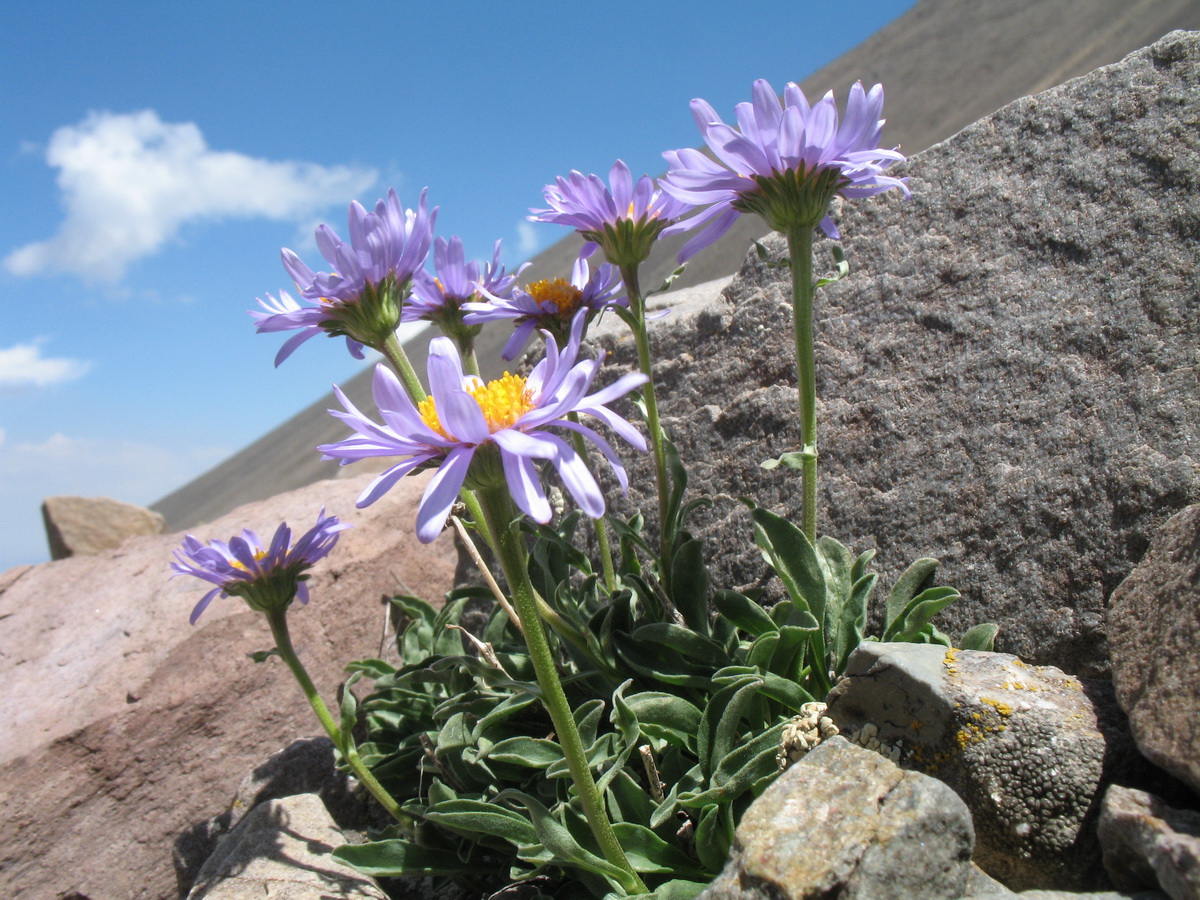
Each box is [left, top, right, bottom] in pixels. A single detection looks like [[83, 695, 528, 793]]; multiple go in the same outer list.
[[699, 736, 973, 900], [1108, 504, 1200, 795], [825, 643, 1140, 890], [1098, 785, 1200, 900]]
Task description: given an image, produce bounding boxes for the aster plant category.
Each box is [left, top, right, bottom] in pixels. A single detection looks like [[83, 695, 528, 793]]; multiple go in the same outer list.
[[254, 188, 437, 401], [662, 79, 908, 541], [320, 310, 650, 892], [185, 74, 1002, 900], [464, 254, 625, 360], [529, 160, 694, 583], [171, 511, 408, 823], [405, 235, 525, 374]]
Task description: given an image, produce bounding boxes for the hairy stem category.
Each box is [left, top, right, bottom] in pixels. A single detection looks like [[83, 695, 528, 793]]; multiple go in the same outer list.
[[381, 331, 427, 402], [479, 486, 646, 893], [785, 225, 819, 542], [566, 412, 618, 593], [265, 607, 407, 825], [618, 263, 673, 586]]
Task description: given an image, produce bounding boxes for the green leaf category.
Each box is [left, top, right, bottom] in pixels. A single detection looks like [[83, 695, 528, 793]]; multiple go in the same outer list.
[[332, 839, 468, 877], [624, 692, 703, 750], [631, 623, 728, 668], [645, 263, 688, 298], [759, 450, 814, 471], [886, 558, 940, 633], [698, 676, 763, 779], [959, 622, 999, 651], [713, 589, 777, 638], [833, 572, 876, 677], [470, 693, 541, 743], [483, 737, 564, 770], [343, 657, 396, 678], [247, 648, 279, 664], [422, 798, 539, 847], [626, 879, 709, 900], [886, 585, 961, 643], [693, 803, 734, 872], [744, 631, 780, 669], [749, 507, 826, 624], [671, 537, 712, 636], [339, 672, 362, 747], [499, 790, 641, 893], [682, 722, 786, 807], [814, 243, 850, 288], [663, 437, 689, 547], [611, 822, 707, 876], [756, 671, 817, 711]]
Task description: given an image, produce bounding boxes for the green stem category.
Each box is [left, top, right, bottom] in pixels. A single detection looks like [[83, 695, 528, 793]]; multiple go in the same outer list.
[[618, 263, 673, 586], [265, 607, 408, 825], [382, 331, 427, 402], [566, 412, 618, 593], [785, 225, 819, 543], [478, 487, 646, 894], [460, 338, 481, 379]]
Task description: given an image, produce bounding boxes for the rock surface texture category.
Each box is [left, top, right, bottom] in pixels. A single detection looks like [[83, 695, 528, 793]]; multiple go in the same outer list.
[[699, 736, 974, 900], [0, 473, 456, 900], [1098, 785, 1200, 900], [41, 493, 166, 559], [825, 643, 1139, 890], [594, 30, 1200, 680], [1107, 504, 1200, 795], [186, 793, 387, 899]]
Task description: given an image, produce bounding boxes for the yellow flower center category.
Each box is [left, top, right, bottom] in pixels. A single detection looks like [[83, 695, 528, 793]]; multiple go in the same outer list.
[[230, 549, 269, 571], [418, 373, 535, 440], [526, 277, 583, 318]]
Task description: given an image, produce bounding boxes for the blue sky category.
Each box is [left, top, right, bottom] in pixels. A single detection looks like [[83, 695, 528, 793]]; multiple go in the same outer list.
[[0, 0, 914, 572]]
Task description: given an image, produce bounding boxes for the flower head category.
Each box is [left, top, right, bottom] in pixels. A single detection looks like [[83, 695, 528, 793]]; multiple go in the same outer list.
[[253, 189, 437, 364], [661, 80, 908, 259], [404, 236, 525, 343], [529, 160, 693, 268], [318, 311, 648, 543], [462, 255, 625, 359], [171, 509, 350, 624]]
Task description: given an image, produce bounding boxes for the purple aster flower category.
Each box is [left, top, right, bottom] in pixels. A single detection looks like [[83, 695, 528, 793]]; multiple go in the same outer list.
[[660, 80, 908, 260], [171, 509, 350, 624], [461, 255, 625, 360], [529, 159, 693, 268], [318, 310, 648, 543], [250, 290, 366, 367], [404, 236, 526, 347], [253, 188, 437, 364]]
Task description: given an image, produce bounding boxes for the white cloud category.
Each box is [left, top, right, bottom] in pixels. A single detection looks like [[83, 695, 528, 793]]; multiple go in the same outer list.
[[5, 110, 378, 282], [516, 220, 541, 257], [0, 341, 89, 389]]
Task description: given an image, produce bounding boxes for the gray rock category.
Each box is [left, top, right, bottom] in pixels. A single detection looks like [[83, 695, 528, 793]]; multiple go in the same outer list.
[[1098, 785, 1200, 900], [594, 30, 1200, 680], [1107, 504, 1200, 794], [174, 737, 374, 892], [699, 736, 974, 900], [825, 643, 1139, 890], [186, 792, 387, 899], [41, 494, 165, 559]]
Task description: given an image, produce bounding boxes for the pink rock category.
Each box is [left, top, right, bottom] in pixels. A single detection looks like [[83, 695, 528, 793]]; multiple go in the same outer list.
[[0, 471, 457, 900], [41, 494, 167, 560]]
